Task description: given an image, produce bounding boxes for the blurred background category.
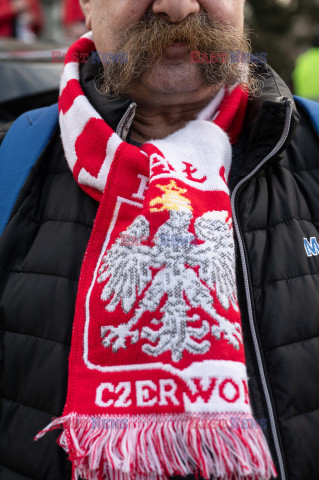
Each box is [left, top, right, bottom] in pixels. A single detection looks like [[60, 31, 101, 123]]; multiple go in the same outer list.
[[0, 0, 318, 125], [246, 0, 319, 96]]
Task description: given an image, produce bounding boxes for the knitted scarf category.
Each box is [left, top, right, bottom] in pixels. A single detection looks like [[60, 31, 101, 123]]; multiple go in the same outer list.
[[35, 32, 277, 480]]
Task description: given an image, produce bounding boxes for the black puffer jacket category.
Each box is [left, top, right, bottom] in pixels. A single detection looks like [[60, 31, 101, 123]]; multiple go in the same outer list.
[[0, 63, 319, 480]]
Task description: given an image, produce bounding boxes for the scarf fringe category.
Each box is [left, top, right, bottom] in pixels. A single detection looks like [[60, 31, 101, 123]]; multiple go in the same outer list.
[[34, 413, 277, 480]]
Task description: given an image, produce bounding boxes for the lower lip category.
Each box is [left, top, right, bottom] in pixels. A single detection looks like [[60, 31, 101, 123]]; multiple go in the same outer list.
[[164, 41, 189, 58]]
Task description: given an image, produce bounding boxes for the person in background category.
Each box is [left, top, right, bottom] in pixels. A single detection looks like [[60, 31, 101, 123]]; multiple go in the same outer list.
[[0, 0, 43, 40], [292, 29, 319, 101], [63, 0, 86, 39]]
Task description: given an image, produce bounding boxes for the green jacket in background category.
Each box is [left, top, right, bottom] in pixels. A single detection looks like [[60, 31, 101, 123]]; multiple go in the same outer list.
[[293, 47, 319, 101]]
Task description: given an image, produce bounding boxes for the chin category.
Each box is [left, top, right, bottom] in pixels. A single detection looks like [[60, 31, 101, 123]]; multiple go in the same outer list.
[[141, 63, 205, 95]]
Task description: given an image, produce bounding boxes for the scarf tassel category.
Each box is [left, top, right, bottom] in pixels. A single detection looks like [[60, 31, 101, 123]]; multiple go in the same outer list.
[[34, 413, 277, 480]]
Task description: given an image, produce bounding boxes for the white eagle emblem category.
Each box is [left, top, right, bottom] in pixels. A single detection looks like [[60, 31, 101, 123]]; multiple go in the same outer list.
[[97, 181, 242, 362]]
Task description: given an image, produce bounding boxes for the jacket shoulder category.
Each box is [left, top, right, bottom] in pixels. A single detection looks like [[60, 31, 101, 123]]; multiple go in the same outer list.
[[285, 100, 319, 173], [0, 104, 59, 159], [294, 97, 319, 139]]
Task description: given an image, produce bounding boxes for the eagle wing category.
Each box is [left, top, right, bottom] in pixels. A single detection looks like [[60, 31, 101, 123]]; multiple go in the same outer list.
[[192, 210, 239, 311], [97, 215, 152, 313]]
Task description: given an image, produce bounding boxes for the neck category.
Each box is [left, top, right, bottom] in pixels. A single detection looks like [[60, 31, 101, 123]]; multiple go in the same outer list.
[[128, 85, 221, 143]]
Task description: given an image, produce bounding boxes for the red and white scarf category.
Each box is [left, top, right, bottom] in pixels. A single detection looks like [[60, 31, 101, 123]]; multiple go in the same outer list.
[[35, 32, 277, 480]]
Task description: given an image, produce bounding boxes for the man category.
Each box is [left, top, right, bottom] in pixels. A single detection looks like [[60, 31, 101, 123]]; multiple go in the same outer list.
[[0, 1, 319, 480]]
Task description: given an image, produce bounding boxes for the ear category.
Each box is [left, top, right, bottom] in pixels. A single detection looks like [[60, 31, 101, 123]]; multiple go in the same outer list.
[[79, 0, 92, 31]]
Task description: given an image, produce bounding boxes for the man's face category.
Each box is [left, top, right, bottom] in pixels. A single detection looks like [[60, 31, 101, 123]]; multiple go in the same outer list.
[[81, 0, 248, 97]]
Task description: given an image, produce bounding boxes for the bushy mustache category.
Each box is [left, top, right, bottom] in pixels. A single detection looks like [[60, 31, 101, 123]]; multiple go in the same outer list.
[[97, 11, 259, 97]]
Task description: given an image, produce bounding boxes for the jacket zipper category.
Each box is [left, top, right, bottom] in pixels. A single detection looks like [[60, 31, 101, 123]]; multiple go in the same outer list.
[[230, 98, 294, 480], [116, 102, 137, 141]]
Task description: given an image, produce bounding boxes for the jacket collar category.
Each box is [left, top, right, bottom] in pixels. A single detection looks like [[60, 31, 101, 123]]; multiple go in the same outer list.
[[245, 62, 296, 131], [80, 59, 138, 144], [228, 63, 300, 189]]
